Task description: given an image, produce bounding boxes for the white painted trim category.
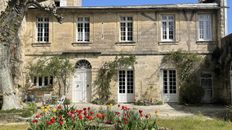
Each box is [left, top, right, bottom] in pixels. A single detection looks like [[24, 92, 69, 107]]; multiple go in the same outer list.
[[160, 15, 175, 42], [197, 14, 212, 41], [119, 16, 134, 42], [60, 0, 67, 7]]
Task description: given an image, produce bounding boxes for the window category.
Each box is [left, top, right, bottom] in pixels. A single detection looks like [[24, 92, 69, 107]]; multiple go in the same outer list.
[[163, 70, 176, 94], [37, 17, 49, 42], [54, 0, 60, 7], [77, 17, 90, 42], [198, 14, 212, 41], [120, 17, 133, 42], [200, 73, 213, 97], [119, 70, 134, 94], [33, 76, 53, 87], [161, 15, 175, 41]]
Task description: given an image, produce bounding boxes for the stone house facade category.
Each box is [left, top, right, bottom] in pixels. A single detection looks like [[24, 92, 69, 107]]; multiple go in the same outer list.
[[20, 0, 228, 103]]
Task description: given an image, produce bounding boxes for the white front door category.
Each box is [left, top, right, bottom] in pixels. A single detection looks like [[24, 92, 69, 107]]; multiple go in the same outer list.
[[72, 69, 91, 103], [201, 73, 213, 103], [118, 70, 134, 103], [162, 69, 178, 102]]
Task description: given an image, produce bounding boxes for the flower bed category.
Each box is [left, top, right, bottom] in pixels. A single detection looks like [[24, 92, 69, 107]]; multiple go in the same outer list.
[[29, 104, 158, 130]]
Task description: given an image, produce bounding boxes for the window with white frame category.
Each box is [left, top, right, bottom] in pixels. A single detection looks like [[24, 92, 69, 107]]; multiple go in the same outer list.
[[77, 17, 90, 42], [198, 14, 212, 41], [163, 70, 176, 94], [33, 76, 53, 87], [120, 17, 133, 42], [37, 17, 49, 42], [119, 70, 134, 94], [161, 15, 175, 41]]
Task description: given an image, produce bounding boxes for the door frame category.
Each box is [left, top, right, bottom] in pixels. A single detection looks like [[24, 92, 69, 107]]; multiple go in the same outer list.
[[72, 59, 92, 103], [117, 69, 135, 103], [72, 69, 92, 103], [160, 69, 178, 103]]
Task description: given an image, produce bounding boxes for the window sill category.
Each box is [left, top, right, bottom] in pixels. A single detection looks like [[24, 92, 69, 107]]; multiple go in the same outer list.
[[72, 42, 92, 46], [196, 40, 216, 44], [158, 41, 178, 45], [32, 42, 51, 47], [115, 41, 136, 46]]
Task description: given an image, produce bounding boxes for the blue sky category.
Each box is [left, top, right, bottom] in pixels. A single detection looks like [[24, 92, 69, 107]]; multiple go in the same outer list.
[[83, 0, 232, 34]]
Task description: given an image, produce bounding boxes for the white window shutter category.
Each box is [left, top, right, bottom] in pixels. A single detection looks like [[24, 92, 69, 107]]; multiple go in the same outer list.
[[60, 0, 67, 6]]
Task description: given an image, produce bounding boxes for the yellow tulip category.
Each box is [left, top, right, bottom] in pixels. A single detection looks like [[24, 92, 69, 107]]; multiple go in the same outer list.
[[41, 106, 45, 110], [52, 108, 57, 113], [44, 108, 48, 113], [46, 105, 50, 110]]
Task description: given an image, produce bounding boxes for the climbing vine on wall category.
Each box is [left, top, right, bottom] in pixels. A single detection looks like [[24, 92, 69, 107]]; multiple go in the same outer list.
[[162, 50, 204, 104], [162, 50, 202, 83], [94, 56, 136, 104]]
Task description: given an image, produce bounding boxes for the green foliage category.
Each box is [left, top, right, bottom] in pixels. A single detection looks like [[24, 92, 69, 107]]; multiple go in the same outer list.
[[179, 82, 205, 104], [162, 50, 201, 82], [162, 50, 204, 104], [94, 56, 136, 104], [27, 56, 74, 95], [134, 99, 163, 106], [63, 98, 71, 105]]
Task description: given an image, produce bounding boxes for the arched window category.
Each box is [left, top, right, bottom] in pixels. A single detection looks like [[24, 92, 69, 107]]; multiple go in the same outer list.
[[76, 60, 92, 69]]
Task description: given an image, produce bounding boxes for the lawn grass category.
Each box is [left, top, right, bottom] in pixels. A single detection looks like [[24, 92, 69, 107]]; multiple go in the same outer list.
[[157, 116, 232, 130], [0, 124, 28, 130]]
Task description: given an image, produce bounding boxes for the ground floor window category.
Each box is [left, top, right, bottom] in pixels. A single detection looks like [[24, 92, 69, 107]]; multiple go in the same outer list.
[[163, 69, 177, 94], [119, 70, 134, 94], [200, 73, 213, 102], [33, 76, 53, 87]]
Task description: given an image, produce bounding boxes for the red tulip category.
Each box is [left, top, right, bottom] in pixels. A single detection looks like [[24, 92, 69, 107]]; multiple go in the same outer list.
[[118, 104, 120, 108], [83, 108, 87, 111], [90, 111, 94, 115], [96, 113, 104, 119], [46, 121, 52, 125], [86, 116, 94, 120], [35, 115, 41, 118], [59, 120, 64, 125], [32, 119, 38, 123], [88, 107, 90, 111], [139, 110, 143, 113], [50, 117, 56, 123], [78, 115, 83, 120]]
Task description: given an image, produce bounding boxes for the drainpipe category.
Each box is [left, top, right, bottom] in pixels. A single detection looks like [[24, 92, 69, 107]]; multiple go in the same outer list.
[[224, 0, 228, 35]]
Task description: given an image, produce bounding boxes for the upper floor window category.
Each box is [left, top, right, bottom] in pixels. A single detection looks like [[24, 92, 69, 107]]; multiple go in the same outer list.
[[37, 17, 49, 42], [120, 17, 133, 42], [161, 15, 175, 41], [198, 14, 212, 41], [77, 17, 90, 42]]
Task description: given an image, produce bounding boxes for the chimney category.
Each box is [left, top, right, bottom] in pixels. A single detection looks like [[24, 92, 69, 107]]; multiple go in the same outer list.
[[76, 0, 82, 6]]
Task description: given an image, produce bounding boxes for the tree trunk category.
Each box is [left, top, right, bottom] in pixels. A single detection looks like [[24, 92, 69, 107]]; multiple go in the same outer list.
[[0, 43, 21, 110], [0, 0, 62, 110]]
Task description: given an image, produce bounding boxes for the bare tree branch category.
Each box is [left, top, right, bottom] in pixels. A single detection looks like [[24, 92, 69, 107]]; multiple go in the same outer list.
[[26, 0, 63, 23]]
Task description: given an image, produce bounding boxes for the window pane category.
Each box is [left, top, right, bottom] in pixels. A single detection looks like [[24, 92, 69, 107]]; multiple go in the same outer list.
[[38, 77, 43, 86], [44, 76, 48, 86], [119, 70, 126, 93], [127, 70, 134, 93], [77, 17, 90, 42]]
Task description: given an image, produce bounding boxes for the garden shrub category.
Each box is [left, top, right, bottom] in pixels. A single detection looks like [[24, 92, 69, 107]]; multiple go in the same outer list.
[[63, 98, 71, 105], [180, 82, 204, 104]]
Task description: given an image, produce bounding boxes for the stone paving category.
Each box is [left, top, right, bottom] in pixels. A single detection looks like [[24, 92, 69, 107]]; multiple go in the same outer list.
[[72, 103, 227, 119]]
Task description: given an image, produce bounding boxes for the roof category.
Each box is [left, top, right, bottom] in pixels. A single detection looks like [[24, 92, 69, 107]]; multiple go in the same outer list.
[[57, 3, 219, 10]]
